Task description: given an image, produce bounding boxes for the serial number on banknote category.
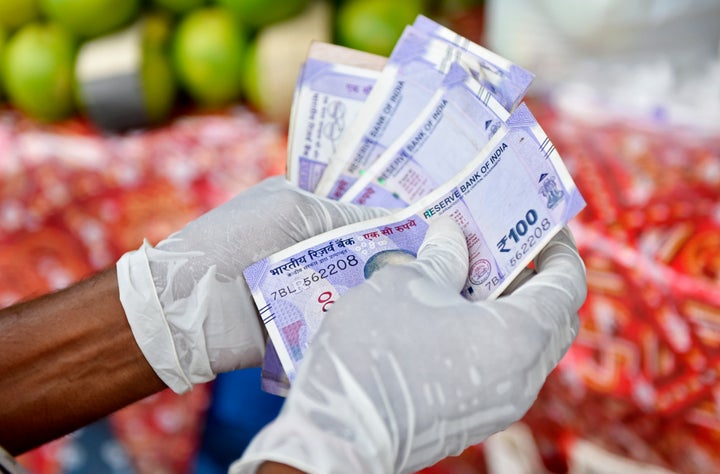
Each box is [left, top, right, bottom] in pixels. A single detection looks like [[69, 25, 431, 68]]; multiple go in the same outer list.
[[270, 254, 360, 302]]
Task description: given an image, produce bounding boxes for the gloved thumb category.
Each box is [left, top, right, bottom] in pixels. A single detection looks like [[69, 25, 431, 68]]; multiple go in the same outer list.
[[409, 216, 469, 292]]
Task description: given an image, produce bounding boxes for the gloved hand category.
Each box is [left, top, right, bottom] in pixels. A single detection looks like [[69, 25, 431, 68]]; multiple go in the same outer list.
[[231, 217, 587, 474], [116, 176, 388, 394]]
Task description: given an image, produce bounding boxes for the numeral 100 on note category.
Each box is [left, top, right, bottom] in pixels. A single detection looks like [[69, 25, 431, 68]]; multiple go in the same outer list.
[[497, 209, 553, 266]]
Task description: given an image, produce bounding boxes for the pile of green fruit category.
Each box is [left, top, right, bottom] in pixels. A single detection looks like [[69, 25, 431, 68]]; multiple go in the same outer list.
[[0, 0, 480, 129]]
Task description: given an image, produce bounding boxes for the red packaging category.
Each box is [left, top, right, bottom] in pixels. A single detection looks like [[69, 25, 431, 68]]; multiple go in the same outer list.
[[523, 103, 720, 474]]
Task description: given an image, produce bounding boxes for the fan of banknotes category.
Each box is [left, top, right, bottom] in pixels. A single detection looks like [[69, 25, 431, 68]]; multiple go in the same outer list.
[[243, 15, 587, 395]]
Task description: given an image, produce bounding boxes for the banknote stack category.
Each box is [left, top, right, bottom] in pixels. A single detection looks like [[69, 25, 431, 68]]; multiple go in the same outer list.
[[245, 15, 587, 395]]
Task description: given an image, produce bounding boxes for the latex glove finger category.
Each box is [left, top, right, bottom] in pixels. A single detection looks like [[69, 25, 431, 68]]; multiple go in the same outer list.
[[511, 227, 587, 314], [502, 227, 582, 296], [408, 216, 469, 292]]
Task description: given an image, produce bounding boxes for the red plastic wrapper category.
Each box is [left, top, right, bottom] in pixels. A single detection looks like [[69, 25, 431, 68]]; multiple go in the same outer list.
[[523, 103, 720, 474]]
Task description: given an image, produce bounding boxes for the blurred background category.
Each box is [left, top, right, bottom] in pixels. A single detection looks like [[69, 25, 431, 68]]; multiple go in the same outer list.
[[1, 0, 719, 473]]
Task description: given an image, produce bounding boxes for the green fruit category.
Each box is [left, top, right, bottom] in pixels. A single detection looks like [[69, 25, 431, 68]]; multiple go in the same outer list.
[[3, 22, 76, 122], [242, 39, 260, 109], [141, 50, 176, 124], [0, 0, 41, 30], [336, 0, 424, 56], [40, 0, 141, 38], [142, 10, 173, 50], [141, 13, 176, 123], [171, 7, 246, 108], [216, 0, 309, 29], [151, 0, 206, 15], [0, 27, 5, 98]]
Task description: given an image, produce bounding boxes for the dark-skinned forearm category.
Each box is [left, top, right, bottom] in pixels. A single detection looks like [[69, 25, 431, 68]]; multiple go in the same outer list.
[[0, 268, 166, 455]]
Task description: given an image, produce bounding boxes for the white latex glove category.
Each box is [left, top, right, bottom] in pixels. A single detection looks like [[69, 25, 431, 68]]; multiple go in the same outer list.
[[116, 176, 388, 394], [231, 217, 587, 474]]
